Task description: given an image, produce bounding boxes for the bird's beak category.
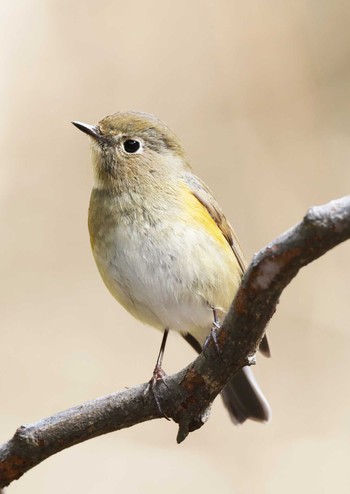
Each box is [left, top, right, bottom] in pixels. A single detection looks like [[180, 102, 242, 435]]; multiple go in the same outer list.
[[72, 121, 101, 140]]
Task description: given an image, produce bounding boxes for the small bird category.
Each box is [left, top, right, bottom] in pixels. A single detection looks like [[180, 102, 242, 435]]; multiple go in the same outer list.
[[73, 111, 271, 424]]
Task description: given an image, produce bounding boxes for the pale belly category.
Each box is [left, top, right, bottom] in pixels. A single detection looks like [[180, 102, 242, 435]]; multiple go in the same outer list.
[[91, 219, 241, 344]]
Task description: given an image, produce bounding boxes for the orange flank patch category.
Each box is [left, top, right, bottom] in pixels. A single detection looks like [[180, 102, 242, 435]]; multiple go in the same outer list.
[[180, 184, 233, 253]]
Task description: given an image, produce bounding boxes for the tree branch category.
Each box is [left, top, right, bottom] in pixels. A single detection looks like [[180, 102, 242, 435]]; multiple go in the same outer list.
[[1, 195, 350, 488]]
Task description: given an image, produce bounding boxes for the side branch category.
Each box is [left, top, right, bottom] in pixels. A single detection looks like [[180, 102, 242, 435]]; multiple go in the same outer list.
[[1, 195, 350, 488]]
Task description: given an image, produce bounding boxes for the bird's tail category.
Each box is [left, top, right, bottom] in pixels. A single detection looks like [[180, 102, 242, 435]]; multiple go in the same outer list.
[[220, 366, 271, 424]]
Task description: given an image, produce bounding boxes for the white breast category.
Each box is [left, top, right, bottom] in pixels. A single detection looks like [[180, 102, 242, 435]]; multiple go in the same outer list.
[[91, 217, 240, 343]]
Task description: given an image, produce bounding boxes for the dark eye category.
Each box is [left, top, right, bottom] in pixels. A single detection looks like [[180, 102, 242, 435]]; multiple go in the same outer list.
[[123, 139, 141, 153]]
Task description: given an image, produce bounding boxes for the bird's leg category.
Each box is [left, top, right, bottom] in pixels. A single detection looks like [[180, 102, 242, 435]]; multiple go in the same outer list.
[[151, 328, 169, 384], [203, 308, 222, 355], [146, 328, 171, 420]]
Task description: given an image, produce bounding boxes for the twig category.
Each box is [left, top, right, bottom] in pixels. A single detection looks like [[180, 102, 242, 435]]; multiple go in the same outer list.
[[1, 195, 349, 488]]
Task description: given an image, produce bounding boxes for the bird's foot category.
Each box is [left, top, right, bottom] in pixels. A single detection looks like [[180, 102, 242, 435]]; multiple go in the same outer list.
[[146, 364, 171, 421], [203, 320, 222, 356]]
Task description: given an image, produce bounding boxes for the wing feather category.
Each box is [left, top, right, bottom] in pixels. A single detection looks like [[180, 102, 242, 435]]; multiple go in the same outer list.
[[183, 173, 246, 273], [183, 172, 270, 358]]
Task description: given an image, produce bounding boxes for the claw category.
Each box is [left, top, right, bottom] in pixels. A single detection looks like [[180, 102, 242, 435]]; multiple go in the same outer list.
[[203, 326, 222, 356], [146, 365, 171, 420], [146, 329, 171, 420], [203, 308, 222, 356]]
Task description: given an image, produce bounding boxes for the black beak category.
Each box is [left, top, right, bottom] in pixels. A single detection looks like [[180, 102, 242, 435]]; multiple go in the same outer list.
[[72, 121, 101, 140]]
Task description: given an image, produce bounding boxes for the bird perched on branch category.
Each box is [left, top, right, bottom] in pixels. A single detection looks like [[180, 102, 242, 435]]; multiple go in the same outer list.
[[73, 111, 271, 424]]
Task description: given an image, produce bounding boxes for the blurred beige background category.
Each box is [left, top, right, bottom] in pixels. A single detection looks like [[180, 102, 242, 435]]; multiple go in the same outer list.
[[1, 1, 350, 492]]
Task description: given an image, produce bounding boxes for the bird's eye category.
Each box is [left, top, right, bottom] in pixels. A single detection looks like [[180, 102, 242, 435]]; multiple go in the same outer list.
[[123, 139, 141, 154]]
